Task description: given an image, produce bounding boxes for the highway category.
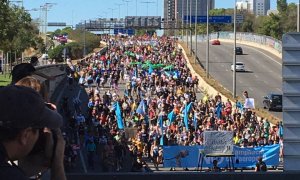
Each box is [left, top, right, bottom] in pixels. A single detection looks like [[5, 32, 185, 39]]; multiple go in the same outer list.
[[191, 41, 282, 119]]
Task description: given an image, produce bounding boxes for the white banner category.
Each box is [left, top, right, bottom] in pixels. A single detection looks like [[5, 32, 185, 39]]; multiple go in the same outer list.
[[244, 98, 255, 109], [203, 131, 233, 155]]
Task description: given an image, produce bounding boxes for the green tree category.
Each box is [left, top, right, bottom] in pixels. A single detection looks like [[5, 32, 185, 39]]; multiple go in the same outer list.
[[277, 0, 287, 15], [48, 44, 65, 62]]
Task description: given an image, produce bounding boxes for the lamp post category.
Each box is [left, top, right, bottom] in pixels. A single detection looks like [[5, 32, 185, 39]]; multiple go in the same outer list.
[[233, 0, 237, 98], [42, 2, 56, 53], [195, 0, 198, 64], [141, 1, 155, 16], [298, 1, 300, 32], [181, 0, 184, 40], [186, 0, 188, 47], [123, 0, 131, 17], [108, 8, 117, 19], [206, 0, 209, 78], [189, 0, 192, 55], [115, 3, 124, 19]]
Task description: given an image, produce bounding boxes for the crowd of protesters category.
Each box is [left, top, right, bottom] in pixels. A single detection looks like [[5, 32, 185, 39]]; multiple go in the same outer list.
[[63, 33, 283, 172]]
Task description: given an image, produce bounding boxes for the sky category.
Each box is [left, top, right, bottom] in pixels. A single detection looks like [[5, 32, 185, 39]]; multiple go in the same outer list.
[[15, 0, 299, 30]]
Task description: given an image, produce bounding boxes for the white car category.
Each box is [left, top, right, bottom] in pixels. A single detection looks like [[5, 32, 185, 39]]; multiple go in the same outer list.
[[231, 62, 245, 71]]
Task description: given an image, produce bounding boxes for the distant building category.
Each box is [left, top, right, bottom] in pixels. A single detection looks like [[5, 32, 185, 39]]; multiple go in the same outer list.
[[237, 0, 270, 16], [163, 0, 215, 35]]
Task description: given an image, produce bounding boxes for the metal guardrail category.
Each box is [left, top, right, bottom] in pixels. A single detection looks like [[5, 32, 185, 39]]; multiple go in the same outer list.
[[186, 31, 282, 54]]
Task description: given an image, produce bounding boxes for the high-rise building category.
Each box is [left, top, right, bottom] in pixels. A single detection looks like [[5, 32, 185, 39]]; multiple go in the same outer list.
[[163, 0, 215, 34], [237, 0, 270, 16]]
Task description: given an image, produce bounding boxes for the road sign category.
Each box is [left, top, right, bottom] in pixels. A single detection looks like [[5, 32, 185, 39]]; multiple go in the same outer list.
[[48, 22, 66, 26], [125, 16, 161, 29], [114, 28, 135, 35], [183, 16, 232, 23]]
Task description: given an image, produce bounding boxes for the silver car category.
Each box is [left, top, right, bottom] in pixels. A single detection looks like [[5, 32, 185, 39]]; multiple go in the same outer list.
[[231, 62, 245, 71]]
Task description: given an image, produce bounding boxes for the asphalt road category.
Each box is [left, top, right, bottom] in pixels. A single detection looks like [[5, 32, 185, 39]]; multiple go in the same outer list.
[[191, 41, 282, 119]]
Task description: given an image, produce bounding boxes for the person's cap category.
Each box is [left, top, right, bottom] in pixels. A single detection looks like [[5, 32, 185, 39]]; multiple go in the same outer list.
[[11, 63, 36, 84], [0, 85, 63, 129]]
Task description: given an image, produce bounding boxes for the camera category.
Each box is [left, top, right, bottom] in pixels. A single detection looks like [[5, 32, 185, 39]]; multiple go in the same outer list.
[[28, 129, 58, 164]]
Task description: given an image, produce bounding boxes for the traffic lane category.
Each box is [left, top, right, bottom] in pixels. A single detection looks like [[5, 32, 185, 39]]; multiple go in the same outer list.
[[193, 41, 282, 99], [192, 41, 282, 119]]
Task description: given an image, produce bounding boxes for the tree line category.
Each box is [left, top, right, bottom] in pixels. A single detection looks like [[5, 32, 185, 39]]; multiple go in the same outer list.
[[0, 0, 44, 59], [184, 0, 296, 41]]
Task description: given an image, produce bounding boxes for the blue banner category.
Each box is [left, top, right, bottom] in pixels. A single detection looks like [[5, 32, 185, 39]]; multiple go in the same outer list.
[[163, 144, 279, 168]]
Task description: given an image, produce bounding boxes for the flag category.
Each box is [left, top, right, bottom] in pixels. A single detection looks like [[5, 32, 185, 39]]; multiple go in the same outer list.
[[183, 102, 193, 131], [115, 102, 124, 129], [158, 115, 164, 146], [236, 101, 244, 111], [136, 100, 148, 124], [168, 110, 176, 124], [216, 102, 222, 119], [148, 65, 153, 74]]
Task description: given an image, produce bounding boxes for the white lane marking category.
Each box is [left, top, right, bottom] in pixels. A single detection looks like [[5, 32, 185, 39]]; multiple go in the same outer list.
[[254, 74, 258, 78], [246, 46, 281, 66], [249, 88, 254, 91], [276, 88, 282, 92]]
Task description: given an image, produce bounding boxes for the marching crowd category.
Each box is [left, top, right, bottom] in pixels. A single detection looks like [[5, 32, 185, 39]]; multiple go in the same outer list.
[[64, 34, 283, 172]]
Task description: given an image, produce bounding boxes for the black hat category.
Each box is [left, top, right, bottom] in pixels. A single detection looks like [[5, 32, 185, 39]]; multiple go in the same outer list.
[[0, 85, 63, 129], [11, 63, 36, 84]]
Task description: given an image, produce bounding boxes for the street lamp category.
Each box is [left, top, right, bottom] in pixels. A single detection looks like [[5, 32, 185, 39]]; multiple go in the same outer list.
[[108, 8, 117, 19], [115, 3, 124, 19], [233, 0, 237, 98], [141, 1, 155, 16], [195, 0, 198, 64], [186, 0, 188, 47], [297, 0, 300, 32], [123, 0, 131, 17], [206, 0, 210, 78], [42, 2, 56, 53]]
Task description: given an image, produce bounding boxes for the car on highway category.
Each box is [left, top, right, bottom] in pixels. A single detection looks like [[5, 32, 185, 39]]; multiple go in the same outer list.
[[212, 39, 220, 45], [236, 47, 243, 55], [231, 62, 245, 71], [263, 93, 282, 111]]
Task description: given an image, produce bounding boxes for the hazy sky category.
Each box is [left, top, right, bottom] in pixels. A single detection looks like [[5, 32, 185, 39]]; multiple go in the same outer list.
[[17, 0, 298, 29]]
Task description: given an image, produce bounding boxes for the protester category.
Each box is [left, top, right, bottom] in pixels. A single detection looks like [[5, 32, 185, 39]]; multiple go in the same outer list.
[[68, 34, 281, 172], [255, 157, 267, 172], [0, 85, 66, 180]]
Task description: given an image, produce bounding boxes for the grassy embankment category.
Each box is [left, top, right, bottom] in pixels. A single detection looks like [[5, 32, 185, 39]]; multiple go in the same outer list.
[[0, 74, 11, 86]]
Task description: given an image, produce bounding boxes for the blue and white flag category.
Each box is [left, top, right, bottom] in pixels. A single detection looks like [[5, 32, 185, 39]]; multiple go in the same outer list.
[[183, 102, 193, 130], [216, 102, 222, 119], [136, 100, 148, 123], [115, 102, 124, 129], [168, 110, 176, 124]]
